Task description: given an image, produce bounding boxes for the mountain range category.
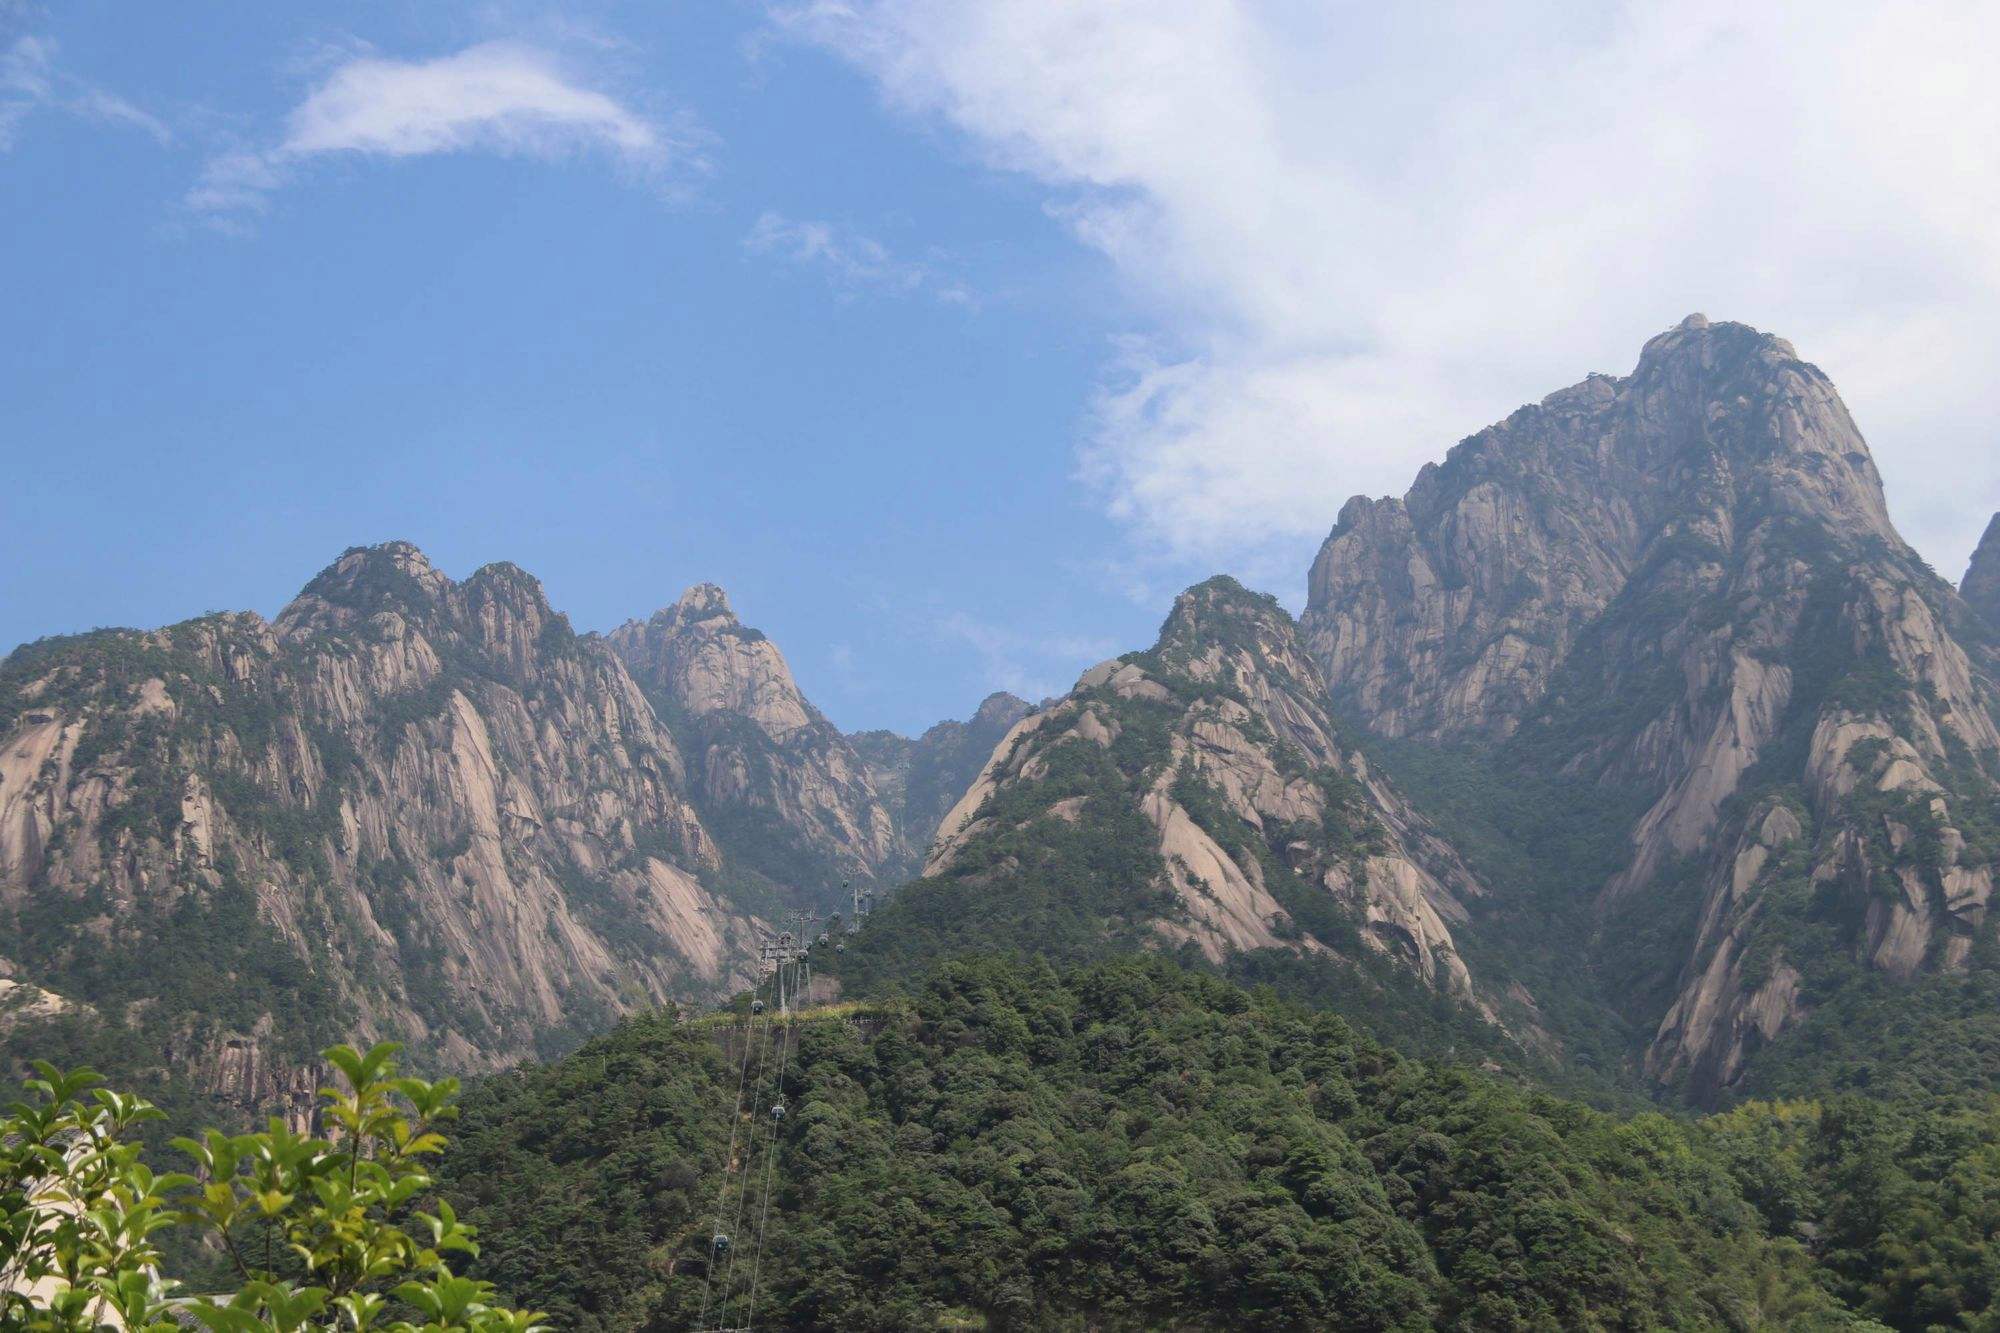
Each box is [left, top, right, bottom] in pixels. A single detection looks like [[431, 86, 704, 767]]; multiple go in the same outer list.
[[0, 549, 1022, 1120], [3, 313, 1997, 1121]]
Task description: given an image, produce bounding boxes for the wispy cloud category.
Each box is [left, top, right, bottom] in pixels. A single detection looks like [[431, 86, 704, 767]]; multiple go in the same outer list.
[[745, 210, 972, 305], [1, 34, 170, 149], [187, 40, 696, 222], [937, 611, 1114, 702], [774, 1, 2000, 580]]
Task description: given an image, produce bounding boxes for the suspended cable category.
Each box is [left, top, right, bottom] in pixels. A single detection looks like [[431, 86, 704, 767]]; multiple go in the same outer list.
[[703, 911, 816, 1331], [696, 974, 763, 1333], [745, 988, 796, 1330], [718, 969, 779, 1329]]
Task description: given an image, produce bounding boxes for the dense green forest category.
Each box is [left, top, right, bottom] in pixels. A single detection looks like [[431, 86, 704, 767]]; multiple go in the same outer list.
[[433, 954, 2000, 1331], [14, 909, 1999, 1329]]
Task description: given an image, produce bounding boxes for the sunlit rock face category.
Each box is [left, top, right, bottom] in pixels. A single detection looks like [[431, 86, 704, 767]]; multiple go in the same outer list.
[[609, 584, 906, 893], [1302, 317, 2000, 1100], [1303, 315, 1898, 745], [926, 576, 1498, 1015], [0, 542, 764, 1115], [849, 690, 1034, 871], [0, 540, 1070, 1121]]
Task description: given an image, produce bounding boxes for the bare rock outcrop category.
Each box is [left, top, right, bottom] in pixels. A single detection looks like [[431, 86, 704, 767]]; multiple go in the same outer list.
[[2, 544, 1068, 1121], [0, 543, 766, 1114], [923, 577, 1495, 1013], [609, 584, 817, 742], [1646, 802, 1811, 1093], [608, 585, 905, 891], [1299, 317, 2000, 1099], [1304, 316, 1899, 745]]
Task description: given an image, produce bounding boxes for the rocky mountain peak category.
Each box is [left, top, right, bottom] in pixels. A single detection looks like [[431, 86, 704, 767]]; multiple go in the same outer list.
[[361, 538, 437, 573], [465, 559, 545, 595], [1301, 317, 1999, 1100], [1331, 493, 1384, 533], [611, 586, 809, 740], [663, 582, 735, 625], [274, 540, 457, 639], [1162, 574, 1283, 628], [316, 540, 446, 593], [970, 691, 1033, 728], [1, 542, 758, 1110], [606, 586, 911, 890], [460, 560, 562, 619], [270, 545, 574, 690], [1632, 317, 1887, 526], [1963, 513, 2000, 626], [1152, 577, 1300, 671], [1634, 310, 1801, 367], [1303, 315, 1905, 743], [916, 573, 1494, 1015]]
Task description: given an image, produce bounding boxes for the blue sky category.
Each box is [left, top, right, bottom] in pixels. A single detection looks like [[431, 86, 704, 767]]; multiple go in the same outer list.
[[6, 3, 1999, 733], [2, 3, 1149, 731]]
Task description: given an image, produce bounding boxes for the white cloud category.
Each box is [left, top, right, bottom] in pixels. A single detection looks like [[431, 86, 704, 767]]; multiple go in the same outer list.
[[284, 42, 660, 160], [188, 40, 691, 220], [745, 210, 971, 304], [774, 1, 2000, 581], [1, 34, 170, 148]]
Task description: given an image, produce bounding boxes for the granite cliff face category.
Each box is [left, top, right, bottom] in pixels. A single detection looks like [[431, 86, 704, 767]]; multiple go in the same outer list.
[[6, 317, 1989, 1117], [1301, 317, 2000, 1099], [1303, 315, 1899, 744], [920, 578, 1492, 1009], [0, 543, 1046, 1119], [0, 544, 772, 1116], [608, 586, 906, 897], [608, 594, 1041, 901]]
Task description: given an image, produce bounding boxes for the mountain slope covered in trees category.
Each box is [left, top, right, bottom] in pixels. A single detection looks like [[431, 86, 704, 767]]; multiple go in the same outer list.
[[441, 955, 1894, 1331]]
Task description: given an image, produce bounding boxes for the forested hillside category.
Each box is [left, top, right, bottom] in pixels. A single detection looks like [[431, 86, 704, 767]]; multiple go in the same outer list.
[[436, 954, 1975, 1330]]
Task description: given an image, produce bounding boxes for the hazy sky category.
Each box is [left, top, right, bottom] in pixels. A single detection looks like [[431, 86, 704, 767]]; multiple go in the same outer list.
[[6, 2, 1997, 733]]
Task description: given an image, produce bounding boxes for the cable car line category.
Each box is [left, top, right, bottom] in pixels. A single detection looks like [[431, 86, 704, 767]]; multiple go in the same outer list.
[[745, 981, 797, 1327], [703, 894, 853, 1330], [696, 969, 764, 1333], [718, 984, 777, 1329]]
